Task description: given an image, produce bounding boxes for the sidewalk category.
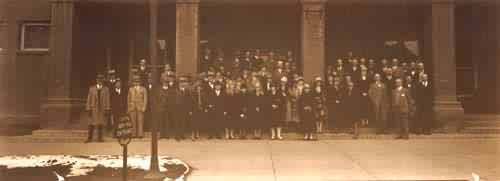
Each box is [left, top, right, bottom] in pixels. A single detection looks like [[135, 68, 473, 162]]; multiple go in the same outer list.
[[1, 138, 499, 181]]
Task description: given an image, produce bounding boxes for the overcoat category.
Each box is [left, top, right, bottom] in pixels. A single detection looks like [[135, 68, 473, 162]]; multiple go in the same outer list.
[[86, 85, 111, 126]]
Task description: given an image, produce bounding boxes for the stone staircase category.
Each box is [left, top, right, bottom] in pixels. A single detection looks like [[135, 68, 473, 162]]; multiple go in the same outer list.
[[461, 114, 500, 134]]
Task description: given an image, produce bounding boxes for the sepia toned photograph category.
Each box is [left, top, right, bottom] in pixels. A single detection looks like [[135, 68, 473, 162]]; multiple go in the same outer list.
[[0, 0, 499, 180]]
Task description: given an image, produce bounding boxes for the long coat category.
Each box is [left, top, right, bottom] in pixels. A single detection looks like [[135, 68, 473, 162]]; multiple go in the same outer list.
[[86, 85, 111, 126], [128, 86, 148, 113]]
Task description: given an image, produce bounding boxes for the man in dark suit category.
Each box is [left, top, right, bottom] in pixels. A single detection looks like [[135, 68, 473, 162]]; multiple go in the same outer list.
[[158, 76, 177, 139], [109, 78, 127, 137], [392, 78, 414, 139], [343, 82, 361, 139], [174, 76, 195, 141], [415, 74, 433, 135]]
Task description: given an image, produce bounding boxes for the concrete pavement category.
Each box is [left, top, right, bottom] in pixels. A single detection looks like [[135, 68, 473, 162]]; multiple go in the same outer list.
[[1, 138, 499, 181]]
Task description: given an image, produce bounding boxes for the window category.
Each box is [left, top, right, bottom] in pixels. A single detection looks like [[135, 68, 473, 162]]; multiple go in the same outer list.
[[20, 22, 50, 51]]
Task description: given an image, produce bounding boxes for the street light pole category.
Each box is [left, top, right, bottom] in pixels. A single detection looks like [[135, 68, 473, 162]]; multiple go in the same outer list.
[[144, 0, 164, 179]]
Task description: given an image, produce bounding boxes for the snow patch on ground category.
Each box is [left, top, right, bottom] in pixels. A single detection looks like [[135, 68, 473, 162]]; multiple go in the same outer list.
[[0, 155, 190, 180]]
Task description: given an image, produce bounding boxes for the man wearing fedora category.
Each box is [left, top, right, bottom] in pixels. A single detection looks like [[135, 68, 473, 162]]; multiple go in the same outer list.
[[128, 75, 148, 138], [85, 74, 111, 143]]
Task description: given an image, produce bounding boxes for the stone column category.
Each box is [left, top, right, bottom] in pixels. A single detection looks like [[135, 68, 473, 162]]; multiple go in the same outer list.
[[495, 5, 500, 113], [0, 0, 7, 115], [41, 0, 83, 129], [429, 0, 464, 132], [175, 0, 199, 76], [301, 0, 326, 82]]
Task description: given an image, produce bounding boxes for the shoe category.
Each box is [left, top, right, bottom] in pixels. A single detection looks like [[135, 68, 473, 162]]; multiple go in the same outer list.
[[395, 136, 403, 139], [84, 139, 92, 143], [208, 136, 213, 139], [278, 136, 283, 140], [97, 139, 104, 142]]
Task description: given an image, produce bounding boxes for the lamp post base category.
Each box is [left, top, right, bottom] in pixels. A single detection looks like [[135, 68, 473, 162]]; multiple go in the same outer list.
[[144, 170, 166, 181]]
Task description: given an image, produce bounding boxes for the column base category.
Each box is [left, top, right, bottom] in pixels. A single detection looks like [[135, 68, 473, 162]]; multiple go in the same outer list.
[[434, 97, 465, 133], [40, 98, 86, 130]]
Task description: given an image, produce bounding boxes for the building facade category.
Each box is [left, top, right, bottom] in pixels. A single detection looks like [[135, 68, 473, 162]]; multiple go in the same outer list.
[[1, 0, 500, 132]]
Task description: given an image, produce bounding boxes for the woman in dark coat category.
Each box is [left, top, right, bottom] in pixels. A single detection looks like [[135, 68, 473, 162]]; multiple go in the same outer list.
[[248, 84, 268, 139], [312, 81, 327, 134], [190, 80, 205, 141], [357, 68, 373, 127], [224, 79, 238, 139], [235, 85, 250, 139], [269, 84, 286, 140], [326, 76, 344, 129], [299, 84, 316, 140], [206, 82, 226, 139]]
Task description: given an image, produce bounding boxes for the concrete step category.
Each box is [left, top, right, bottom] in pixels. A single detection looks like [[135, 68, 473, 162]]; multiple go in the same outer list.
[[463, 114, 500, 122], [462, 127, 500, 134], [5, 132, 500, 143], [464, 121, 500, 127]]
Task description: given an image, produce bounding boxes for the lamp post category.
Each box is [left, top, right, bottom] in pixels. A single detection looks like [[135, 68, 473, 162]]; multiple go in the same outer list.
[[144, 0, 165, 180], [116, 116, 133, 181]]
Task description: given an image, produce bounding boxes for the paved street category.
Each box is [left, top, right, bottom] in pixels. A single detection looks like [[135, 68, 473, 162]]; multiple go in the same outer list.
[[1, 138, 499, 181]]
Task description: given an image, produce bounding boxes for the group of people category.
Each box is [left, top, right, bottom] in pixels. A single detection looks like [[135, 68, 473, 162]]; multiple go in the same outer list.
[[83, 48, 434, 143]]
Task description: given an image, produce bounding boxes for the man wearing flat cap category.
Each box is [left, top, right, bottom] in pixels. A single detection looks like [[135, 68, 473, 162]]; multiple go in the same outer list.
[[85, 74, 111, 143], [128, 75, 148, 138]]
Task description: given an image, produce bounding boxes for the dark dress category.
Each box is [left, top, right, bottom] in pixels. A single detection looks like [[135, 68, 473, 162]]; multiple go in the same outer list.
[[326, 85, 344, 128], [299, 92, 315, 133], [269, 91, 286, 127]]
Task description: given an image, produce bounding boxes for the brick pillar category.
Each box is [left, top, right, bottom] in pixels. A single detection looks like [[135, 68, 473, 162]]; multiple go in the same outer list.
[[41, 0, 84, 129], [301, 0, 326, 82], [176, 0, 199, 76], [428, 1, 464, 132]]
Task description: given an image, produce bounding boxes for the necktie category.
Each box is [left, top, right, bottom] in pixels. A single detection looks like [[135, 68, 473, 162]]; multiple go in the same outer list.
[[97, 88, 101, 108]]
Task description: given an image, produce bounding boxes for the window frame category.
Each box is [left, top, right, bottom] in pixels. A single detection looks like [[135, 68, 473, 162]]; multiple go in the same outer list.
[[19, 22, 50, 52]]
